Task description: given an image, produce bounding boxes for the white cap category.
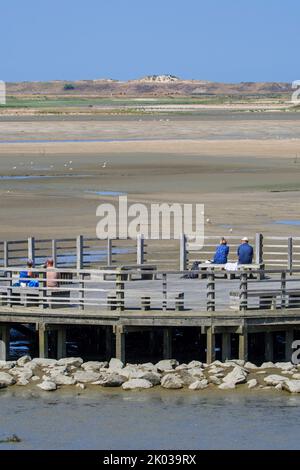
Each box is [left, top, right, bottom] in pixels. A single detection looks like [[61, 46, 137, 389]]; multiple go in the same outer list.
[[242, 237, 249, 242]]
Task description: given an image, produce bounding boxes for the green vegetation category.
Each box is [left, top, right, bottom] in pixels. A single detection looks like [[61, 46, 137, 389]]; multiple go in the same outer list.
[[63, 83, 75, 90]]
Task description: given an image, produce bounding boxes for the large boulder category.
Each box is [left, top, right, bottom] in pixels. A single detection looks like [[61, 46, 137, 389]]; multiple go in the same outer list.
[[275, 362, 294, 371], [37, 380, 57, 391], [226, 359, 245, 367], [81, 361, 108, 371], [52, 374, 76, 386], [137, 371, 161, 386], [98, 372, 127, 387], [73, 370, 100, 383], [245, 362, 259, 370], [222, 366, 248, 385], [108, 358, 124, 370], [16, 355, 32, 367], [208, 375, 222, 385], [155, 360, 178, 373], [260, 362, 275, 369], [218, 382, 236, 390], [57, 357, 83, 368], [161, 373, 183, 389], [32, 358, 58, 367], [189, 379, 208, 390], [187, 360, 203, 369], [0, 361, 16, 370], [0, 372, 16, 386], [283, 380, 300, 393], [264, 375, 287, 386], [122, 379, 153, 390]]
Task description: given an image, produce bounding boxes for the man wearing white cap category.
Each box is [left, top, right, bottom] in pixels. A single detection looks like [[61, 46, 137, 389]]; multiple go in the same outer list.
[[237, 237, 253, 264]]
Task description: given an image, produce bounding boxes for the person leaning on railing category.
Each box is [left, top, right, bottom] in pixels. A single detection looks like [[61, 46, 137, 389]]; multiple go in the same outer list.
[[45, 258, 60, 288], [14, 260, 39, 287]]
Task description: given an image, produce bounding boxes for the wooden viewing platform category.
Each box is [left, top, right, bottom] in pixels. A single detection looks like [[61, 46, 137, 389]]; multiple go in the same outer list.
[[0, 264, 300, 365]]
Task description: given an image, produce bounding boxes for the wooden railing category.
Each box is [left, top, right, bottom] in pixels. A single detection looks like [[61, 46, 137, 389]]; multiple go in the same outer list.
[[0, 266, 300, 313]]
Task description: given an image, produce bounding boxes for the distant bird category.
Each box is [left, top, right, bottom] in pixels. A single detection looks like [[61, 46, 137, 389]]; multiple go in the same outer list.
[[69, 160, 73, 164], [102, 161, 108, 168], [64, 163, 68, 167], [69, 168, 73, 171], [229, 228, 233, 233], [206, 218, 211, 224], [12, 166, 17, 170]]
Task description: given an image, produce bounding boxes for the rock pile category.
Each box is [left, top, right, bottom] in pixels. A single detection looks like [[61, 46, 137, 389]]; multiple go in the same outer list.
[[1, 356, 300, 393]]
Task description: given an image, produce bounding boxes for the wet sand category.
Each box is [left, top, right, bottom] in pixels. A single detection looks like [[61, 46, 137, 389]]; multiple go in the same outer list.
[[0, 113, 300, 239]]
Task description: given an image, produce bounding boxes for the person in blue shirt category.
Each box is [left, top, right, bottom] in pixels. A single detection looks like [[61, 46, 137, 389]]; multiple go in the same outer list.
[[237, 237, 253, 264], [212, 238, 229, 264]]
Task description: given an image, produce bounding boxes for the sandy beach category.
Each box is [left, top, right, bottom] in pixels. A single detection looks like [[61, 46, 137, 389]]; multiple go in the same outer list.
[[0, 113, 299, 240]]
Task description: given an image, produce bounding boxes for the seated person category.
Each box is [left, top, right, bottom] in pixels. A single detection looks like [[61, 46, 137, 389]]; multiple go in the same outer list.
[[17, 260, 39, 287], [237, 237, 253, 264], [45, 258, 60, 288], [212, 238, 229, 264]]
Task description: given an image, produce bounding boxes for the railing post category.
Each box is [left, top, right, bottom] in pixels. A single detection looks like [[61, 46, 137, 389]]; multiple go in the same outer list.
[[0, 324, 10, 361], [76, 235, 83, 271], [239, 272, 248, 311], [51, 239, 57, 268], [255, 233, 263, 264], [281, 271, 286, 309], [28, 236, 35, 264], [107, 238, 112, 266], [137, 234, 145, 265], [116, 269, 125, 312], [206, 271, 215, 312], [3, 241, 8, 268], [162, 272, 167, 311], [288, 237, 293, 272], [79, 272, 85, 310], [180, 233, 187, 271]]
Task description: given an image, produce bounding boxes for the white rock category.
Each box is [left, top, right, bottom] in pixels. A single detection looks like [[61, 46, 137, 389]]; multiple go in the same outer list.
[[283, 380, 300, 393], [32, 358, 57, 367], [161, 373, 183, 389], [109, 358, 124, 370], [37, 380, 57, 391], [98, 373, 127, 387], [16, 355, 31, 367], [122, 379, 153, 390], [245, 362, 259, 370], [0, 372, 16, 386], [292, 373, 300, 380], [138, 362, 155, 371], [76, 383, 85, 390], [208, 376, 222, 385], [175, 364, 188, 371], [264, 375, 287, 386], [0, 361, 16, 370], [81, 361, 108, 371], [275, 362, 294, 371], [247, 379, 258, 389], [17, 377, 29, 386], [73, 371, 100, 383], [155, 359, 178, 372], [223, 366, 248, 385], [260, 362, 275, 369], [52, 374, 76, 386], [31, 376, 40, 382], [275, 383, 283, 391], [137, 371, 161, 386], [57, 357, 83, 367], [226, 359, 245, 367], [187, 360, 203, 369], [189, 379, 208, 390], [189, 367, 205, 379], [218, 382, 236, 390]]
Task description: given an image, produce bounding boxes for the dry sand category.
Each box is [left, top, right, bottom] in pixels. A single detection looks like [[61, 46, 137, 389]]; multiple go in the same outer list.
[[0, 114, 299, 240]]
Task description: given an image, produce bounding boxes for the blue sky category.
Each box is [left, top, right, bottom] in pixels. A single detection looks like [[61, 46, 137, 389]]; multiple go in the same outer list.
[[0, 0, 298, 83]]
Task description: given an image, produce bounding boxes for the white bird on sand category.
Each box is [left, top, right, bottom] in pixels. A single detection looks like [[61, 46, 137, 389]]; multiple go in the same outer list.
[[69, 160, 73, 164], [102, 161, 108, 168], [12, 166, 17, 170], [229, 228, 233, 233], [206, 218, 211, 224]]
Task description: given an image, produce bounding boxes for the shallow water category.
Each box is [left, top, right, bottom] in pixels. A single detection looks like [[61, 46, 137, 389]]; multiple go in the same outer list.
[[275, 220, 300, 226], [0, 389, 300, 450]]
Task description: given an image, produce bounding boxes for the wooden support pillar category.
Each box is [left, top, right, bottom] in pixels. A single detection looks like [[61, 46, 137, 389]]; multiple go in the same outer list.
[[38, 323, 49, 358], [206, 326, 215, 364], [285, 329, 294, 362], [105, 326, 113, 360], [163, 327, 172, 359], [288, 237, 293, 272], [114, 325, 125, 363], [265, 331, 274, 362], [57, 327, 66, 359], [222, 332, 231, 362], [51, 239, 57, 268], [238, 325, 248, 361], [3, 241, 8, 268], [0, 325, 10, 361]]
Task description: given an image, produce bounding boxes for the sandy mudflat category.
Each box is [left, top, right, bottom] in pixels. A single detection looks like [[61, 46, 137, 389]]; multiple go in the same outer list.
[[0, 113, 299, 240]]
